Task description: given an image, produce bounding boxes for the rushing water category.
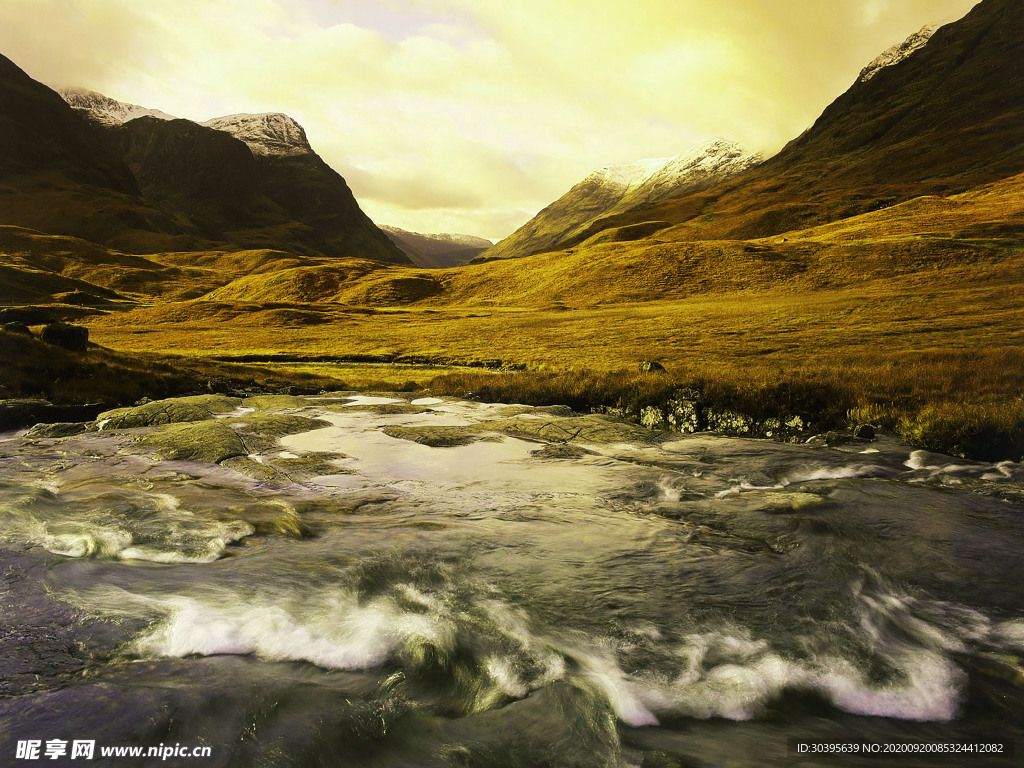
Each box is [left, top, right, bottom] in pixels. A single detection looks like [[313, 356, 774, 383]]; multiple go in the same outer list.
[[1, 393, 1023, 767]]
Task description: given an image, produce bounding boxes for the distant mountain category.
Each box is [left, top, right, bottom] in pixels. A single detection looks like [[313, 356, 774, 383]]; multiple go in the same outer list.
[[0, 59, 408, 264], [479, 138, 761, 261], [569, 0, 1024, 245], [59, 87, 177, 127], [382, 226, 492, 269]]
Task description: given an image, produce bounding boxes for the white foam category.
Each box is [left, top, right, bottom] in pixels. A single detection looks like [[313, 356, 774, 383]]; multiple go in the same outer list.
[[133, 591, 452, 669], [788, 464, 883, 483]]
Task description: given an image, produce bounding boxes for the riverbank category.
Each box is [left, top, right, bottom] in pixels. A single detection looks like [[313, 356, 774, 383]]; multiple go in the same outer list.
[[3, 325, 1022, 462]]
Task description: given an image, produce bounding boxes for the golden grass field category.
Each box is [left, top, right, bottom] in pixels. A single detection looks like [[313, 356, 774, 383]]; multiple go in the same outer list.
[[4, 173, 1024, 458]]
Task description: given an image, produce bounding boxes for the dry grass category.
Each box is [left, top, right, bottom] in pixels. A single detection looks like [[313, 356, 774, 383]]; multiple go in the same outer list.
[[7, 175, 1024, 459]]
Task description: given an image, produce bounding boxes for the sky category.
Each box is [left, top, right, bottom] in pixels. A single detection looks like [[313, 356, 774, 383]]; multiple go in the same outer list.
[[0, 0, 980, 241]]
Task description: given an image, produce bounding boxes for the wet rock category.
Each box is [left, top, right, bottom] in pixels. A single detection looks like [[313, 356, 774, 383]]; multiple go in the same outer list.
[[139, 421, 247, 463], [640, 405, 667, 430], [381, 425, 490, 447], [2, 321, 32, 337], [220, 455, 286, 483], [492, 414, 660, 445], [855, 424, 876, 440], [638, 360, 666, 373], [530, 444, 596, 460], [23, 422, 89, 438], [95, 395, 242, 430], [227, 413, 329, 440], [824, 430, 853, 447], [39, 322, 88, 352], [0, 400, 109, 432]]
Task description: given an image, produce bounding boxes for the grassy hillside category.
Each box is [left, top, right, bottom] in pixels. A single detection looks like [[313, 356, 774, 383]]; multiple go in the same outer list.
[[559, 0, 1024, 248]]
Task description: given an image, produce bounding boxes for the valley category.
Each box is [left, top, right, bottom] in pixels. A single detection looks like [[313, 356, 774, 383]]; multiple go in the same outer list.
[[2, 1, 1024, 765]]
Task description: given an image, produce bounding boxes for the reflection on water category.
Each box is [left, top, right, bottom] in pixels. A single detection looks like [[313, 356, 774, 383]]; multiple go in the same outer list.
[[1, 393, 1023, 767]]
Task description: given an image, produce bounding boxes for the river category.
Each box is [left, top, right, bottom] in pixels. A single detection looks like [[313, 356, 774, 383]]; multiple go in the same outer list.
[[1, 393, 1022, 767]]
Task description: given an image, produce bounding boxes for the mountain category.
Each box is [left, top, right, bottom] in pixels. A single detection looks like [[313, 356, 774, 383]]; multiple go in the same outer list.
[[857, 25, 937, 82], [195, 112, 409, 264], [59, 87, 177, 127], [567, 0, 1024, 245], [382, 226, 492, 269], [478, 138, 760, 261], [0, 53, 197, 252], [202, 113, 312, 156], [0, 57, 408, 264]]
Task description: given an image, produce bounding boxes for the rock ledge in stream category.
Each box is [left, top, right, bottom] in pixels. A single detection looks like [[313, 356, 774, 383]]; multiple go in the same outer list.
[[95, 395, 242, 430]]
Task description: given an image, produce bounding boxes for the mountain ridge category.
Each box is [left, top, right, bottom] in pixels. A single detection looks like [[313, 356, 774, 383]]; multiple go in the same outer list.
[[563, 0, 1024, 246], [0, 61, 409, 264], [382, 226, 492, 269], [479, 138, 761, 261]]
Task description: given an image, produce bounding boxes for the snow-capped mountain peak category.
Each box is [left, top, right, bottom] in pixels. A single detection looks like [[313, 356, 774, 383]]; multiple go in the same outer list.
[[858, 25, 937, 82], [382, 226, 492, 249], [201, 113, 313, 157], [58, 87, 177, 127], [589, 156, 672, 189]]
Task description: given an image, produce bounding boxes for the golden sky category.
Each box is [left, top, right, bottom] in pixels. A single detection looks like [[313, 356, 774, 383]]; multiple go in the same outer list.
[[0, 0, 979, 240]]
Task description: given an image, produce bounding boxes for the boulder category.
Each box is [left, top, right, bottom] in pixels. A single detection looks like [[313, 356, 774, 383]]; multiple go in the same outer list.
[[638, 361, 666, 373], [705, 407, 755, 436], [24, 422, 89, 438], [39, 322, 88, 352], [854, 424, 876, 440], [2, 321, 32, 337], [640, 405, 667, 430], [666, 388, 702, 432]]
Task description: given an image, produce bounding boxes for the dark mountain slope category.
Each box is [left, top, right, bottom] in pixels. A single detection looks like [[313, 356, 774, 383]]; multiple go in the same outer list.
[[0, 53, 195, 251], [0, 57, 409, 264], [566, 0, 1024, 245], [200, 113, 410, 264]]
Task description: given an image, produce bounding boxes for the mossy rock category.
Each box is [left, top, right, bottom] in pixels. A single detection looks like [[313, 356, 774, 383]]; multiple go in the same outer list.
[[2, 321, 32, 337], [489, 414, 660, 445], [226, 413, 330, 439], [140, 421, 247, 463], [220, 455, 288, 483], [24, 421, 89, 438], [530, 444, 596, 459], [381, 425, 491, 447], [323, 403, 430, 415], [40, 322, 88, 352], [251, 510, 313, 539], [97, 395, 242, 430], [272, 453, 348, 479], [242, 394, 317, 411]]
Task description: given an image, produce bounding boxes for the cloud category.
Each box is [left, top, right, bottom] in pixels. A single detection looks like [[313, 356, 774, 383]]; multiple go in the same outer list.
[[0, 0, 980, 240]]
